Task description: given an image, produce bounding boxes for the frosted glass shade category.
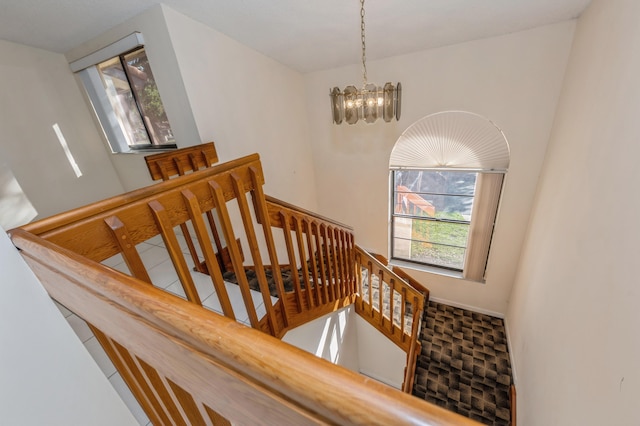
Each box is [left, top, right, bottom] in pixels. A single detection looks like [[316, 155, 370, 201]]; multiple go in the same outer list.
[[330, 82, 401, 125]]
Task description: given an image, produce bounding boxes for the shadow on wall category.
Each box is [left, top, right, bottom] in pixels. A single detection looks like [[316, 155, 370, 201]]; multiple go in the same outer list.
[[0, 163, 38, 229], [282, 306, 359, 370]]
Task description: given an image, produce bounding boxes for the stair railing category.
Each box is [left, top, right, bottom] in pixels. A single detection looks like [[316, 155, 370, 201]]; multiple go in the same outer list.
[[354, 247, 426, 393], [144, 142, 234, 274], [261, 195, 358, 330], [20, 149, 429, 398], [10, 227, 479, 425]]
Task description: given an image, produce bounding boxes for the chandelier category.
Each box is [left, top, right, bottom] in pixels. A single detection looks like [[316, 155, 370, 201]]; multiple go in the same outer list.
[[330, 0, 401, 125]]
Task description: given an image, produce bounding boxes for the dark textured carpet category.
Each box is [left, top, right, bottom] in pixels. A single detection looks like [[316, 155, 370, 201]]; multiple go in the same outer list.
[[413, 301, 512, 425]]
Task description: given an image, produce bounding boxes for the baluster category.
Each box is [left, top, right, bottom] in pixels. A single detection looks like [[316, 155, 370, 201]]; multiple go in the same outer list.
[[137, 358, 190, 425], [91, 327, 163, 426], [336, 229, 345, 297], [327, 226, 341, 299], [173, 157, 186, 176], [159, 159, 171, 181], [378, 270, 385, 326], [389, 279, 395, 335], [293, 216, 314, 309], [148, 200, 202, 305], [367, 260, 374, 314], [209, 181, 260, 328], [230, 173, 279, 335], [348, 234, 356, 294], [321, 224, 335, 301], [313, 222, 329, 304], [280, 212, 303, 313], [338, 230, 349, 295], [112, 338, 174, 425], [167, 380, 216, 426], [104, 216, 152, 284], [248, 166, 289, 328], [181, 190, 235, 320], [305, 220, 322, 306], [168, 156, 206, 274], [401, 287, 407, 336], [188, 153, 200, 171]]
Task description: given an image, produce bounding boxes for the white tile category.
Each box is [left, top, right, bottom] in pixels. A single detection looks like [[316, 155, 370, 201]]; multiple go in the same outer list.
[[202, 293, 223, 314], [164, 281, 187, 299], [220, 281, 266, 324], [255, 302, 266, 319], [145, 234, 164, 247], [174, 233, 204, 259], [147, 258, 179, 289], [84, 336, 117, 378], [139, 245, 171, 270], [53, 299, 73, 317], [135, 242, 155, 253], [102, 253, 124, 268], [111, 262, 131, 275], [109, 373, 149, 426], [223, 282, 249, 323], [191, 271, 216, 301], [66, 313, 93, 343]]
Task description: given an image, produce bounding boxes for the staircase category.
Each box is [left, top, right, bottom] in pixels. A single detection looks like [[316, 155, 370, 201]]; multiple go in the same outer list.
[[9, 142, 521, 425], [413, 301, 514, 425], [11, 143, 479, 425]]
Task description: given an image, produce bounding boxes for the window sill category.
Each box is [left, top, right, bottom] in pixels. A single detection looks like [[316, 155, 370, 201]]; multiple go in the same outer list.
[[113, 147, 177, 155], [389, 259, 464, 280]]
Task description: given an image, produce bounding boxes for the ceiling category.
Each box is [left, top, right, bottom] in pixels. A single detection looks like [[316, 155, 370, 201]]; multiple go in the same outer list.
[[0, 0, 592, 73]]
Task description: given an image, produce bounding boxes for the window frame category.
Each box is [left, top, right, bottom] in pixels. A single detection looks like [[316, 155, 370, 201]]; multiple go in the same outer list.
[[389, 168, 504, 282], [71, 33, 177, 154], [390, 169, 477, 272]]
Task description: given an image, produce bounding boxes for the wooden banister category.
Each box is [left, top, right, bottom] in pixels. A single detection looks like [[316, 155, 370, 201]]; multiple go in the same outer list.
[[10, 228, 479, 426], [392, 266, 431, 297], [11, 150, 458, 420]]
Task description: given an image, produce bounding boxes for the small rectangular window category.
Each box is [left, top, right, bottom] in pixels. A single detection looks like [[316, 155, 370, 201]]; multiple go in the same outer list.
[[391, 170, 477, 271], [73, 35, 176, 153]]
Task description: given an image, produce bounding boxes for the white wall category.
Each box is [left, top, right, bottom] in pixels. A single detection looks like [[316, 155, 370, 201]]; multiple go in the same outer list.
[[283, 306, 359, 371], [355, 317, 406, 389], [65, 5, 318, 209], [304, 21, 576, 315], [282, 306, 407, 389], [0, 226, 137, 425], [507, 1, 640, 424], [0, 40, 125, 220], [162, 6, 317, 209]]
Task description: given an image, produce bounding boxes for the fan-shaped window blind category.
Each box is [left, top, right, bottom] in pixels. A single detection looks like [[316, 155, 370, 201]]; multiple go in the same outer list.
[[389, 111, 510, 171]]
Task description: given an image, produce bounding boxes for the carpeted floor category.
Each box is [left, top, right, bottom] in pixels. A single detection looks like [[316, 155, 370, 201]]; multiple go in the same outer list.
[[413, 301, 512, 425]]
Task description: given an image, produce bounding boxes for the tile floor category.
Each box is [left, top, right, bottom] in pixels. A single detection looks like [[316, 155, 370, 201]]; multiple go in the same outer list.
[[54, 229, 274, 425]]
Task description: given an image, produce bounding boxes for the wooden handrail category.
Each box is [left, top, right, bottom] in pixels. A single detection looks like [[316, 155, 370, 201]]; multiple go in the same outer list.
[[10, 228, 479, 426], [392, 266, 431, 297], [21, 153, 264, 238], [264, 195, 354, 231]]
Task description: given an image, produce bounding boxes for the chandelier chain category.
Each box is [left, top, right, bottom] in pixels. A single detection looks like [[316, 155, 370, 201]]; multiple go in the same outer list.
[[329, 0, 401, 124], [360, 0, 367, 87]]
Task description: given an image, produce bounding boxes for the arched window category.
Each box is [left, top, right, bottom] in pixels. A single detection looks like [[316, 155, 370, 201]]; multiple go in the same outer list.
[[389, 111, 509, 282]]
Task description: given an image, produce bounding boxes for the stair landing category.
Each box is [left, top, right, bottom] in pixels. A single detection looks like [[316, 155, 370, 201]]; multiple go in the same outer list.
[[413, 301, 513, 425]]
